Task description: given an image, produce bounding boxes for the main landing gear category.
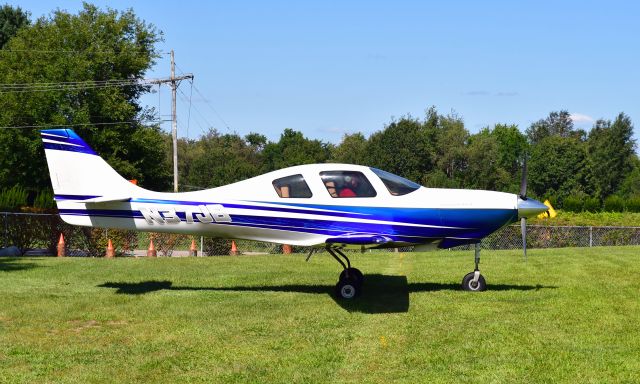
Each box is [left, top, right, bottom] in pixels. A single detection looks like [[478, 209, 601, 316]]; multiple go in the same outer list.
[[326, 247, 363, 299], [461, 243, 487, 291]]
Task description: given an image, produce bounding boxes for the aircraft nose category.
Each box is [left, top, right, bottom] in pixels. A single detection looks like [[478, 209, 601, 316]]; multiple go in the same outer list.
[[518, 197, 548, 219]]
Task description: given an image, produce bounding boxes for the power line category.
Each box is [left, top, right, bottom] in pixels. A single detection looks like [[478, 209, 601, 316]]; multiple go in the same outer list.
[[190, 83, 232, 132], [0, 120, 161, 129], [175, 62, 231, 132], [0, 48, 168, 55]]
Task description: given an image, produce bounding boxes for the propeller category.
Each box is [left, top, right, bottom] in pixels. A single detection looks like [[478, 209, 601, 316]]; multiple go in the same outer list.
[[519, 156, 528, 201], [517, 156, 550, 261]]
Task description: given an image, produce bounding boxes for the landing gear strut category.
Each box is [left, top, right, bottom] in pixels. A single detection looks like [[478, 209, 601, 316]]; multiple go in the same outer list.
[[462, 243, 487, 291], [326, 247, 363, 299]]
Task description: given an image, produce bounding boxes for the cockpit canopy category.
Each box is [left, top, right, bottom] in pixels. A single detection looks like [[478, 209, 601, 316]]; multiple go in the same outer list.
[[271, 166, 421, 199]]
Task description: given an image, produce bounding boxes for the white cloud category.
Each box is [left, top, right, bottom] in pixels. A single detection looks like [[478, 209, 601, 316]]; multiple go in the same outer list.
[[570, 113, 595, 123]]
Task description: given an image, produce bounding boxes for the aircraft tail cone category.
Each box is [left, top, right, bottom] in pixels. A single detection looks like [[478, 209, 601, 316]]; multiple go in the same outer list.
[[106, 239, 115, 258], [189, 238, 197, 257], [230, 240, 238, 256], [147, 238, 157, 258], [57, 233, 65, 257]]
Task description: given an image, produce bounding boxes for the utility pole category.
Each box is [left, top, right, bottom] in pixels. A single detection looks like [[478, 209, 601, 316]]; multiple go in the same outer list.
[[147, 49, 193, 192], [171, 50, 178, 192]]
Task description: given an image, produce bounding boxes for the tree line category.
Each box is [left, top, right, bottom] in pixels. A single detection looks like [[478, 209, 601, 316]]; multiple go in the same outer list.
[[174, 108, 638, 209], [0, 4, 638, 211]]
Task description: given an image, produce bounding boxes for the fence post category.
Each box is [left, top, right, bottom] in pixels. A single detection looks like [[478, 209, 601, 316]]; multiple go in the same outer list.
[[589, 226, 593, 247], [3, 212, 7, 248], [200, 236, 203, 257]]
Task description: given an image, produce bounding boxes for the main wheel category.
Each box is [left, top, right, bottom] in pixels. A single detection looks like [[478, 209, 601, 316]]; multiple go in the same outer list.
[[461, 272, 487, 291], [335, 278, 359, 299], [339, 268, 364, 286]]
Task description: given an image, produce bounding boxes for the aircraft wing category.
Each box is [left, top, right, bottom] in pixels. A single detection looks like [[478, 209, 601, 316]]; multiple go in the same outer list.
[[325, 234, 393, 246]]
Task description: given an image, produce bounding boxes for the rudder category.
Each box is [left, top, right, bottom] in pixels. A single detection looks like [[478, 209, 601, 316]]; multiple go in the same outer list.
[[41, 129, 138, 202]]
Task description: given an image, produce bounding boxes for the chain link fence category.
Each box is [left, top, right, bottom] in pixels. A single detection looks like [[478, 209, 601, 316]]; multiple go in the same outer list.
[[2, 212, 640, 256]]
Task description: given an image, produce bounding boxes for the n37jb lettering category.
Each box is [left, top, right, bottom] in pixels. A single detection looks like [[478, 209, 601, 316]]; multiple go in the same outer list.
[[140, 204, 231, 225]]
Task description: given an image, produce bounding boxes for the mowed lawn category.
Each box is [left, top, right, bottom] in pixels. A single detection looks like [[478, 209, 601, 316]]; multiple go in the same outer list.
[[1, 247, 640, 383]]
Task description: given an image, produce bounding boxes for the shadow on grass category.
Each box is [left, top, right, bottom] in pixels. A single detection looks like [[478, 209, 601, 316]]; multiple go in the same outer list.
[[0, 257, 39, 272], [98, 275, 556, 314]]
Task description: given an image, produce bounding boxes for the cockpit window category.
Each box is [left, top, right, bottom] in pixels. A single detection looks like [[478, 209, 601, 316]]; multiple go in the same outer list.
[[320, 171, 377, 198], [272, 174, 312, 198], [370, 168, 421, 196]]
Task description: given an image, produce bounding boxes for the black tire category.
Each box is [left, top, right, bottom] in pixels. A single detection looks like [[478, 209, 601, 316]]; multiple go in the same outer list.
[[335, 278, 359, 299], [339, 268, 364, 286], [461, 272, 487, 291]]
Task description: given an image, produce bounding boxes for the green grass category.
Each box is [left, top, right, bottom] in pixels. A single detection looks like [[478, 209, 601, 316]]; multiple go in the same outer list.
[[2, 248, 640, 383]]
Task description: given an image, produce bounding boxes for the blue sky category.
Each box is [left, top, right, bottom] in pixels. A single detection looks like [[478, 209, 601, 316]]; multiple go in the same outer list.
[[8, 1, 640, 144]]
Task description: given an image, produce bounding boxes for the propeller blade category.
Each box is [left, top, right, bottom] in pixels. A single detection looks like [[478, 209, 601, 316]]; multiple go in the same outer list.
[[521, 217, 527, 261], [519, 155, 528, 200]]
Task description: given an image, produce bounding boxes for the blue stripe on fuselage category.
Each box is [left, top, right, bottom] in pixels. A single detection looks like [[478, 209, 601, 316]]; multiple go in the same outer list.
[[57, 204, 516, 241]]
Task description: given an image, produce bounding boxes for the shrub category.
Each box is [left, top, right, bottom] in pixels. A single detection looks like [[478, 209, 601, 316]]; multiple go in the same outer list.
[[203, 237, 232, 256], [0, 185, 28, 211], [562, 195, 583, 212], [626, 196, 640, 213], [603, 195, 625, 212], [583, 197, 601, 212], [33, 190, 56, 211]]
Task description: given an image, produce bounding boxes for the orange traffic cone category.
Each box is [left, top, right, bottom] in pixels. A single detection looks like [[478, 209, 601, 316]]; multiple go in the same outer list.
[[189, 238, 197, 257], [106, 239, 115, 258], [283, 244, 292, 254], [230, 240, 238, 255], [147, 238, 157, 257], [57, 233, 66, 257]]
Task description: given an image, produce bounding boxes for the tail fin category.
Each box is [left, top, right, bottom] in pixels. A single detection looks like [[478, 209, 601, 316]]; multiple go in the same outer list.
[[41, 129, 139, 203]]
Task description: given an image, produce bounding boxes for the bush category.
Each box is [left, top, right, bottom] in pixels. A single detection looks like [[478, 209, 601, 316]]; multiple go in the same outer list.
[[152, 232, 187, 257], [626, 196, 640, 213], [603, 195, 625, 212], [33, 189, 56, 211], [583, 197, 601, 212], [0, 185, 28, 211], [562, 195, 583, 212], [203, 237, 232, 256]]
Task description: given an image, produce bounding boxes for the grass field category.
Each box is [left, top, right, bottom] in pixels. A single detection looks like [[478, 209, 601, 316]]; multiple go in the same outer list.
[[1, 247, 640, 383]]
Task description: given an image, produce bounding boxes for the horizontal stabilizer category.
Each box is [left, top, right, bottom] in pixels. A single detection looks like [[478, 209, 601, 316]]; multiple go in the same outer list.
[[83, 196, 131, 204], [326, 234, 393, 245]]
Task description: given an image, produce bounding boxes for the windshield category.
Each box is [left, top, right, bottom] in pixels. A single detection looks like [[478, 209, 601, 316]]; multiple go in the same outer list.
[[370, 168, 421, 196]]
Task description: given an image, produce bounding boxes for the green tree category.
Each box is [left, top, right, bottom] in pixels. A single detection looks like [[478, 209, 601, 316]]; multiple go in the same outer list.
[[366, 111, 438, 183], [464, 133, 510, 191], [526, 110, 583, 144], [331, 132, 368, 165], [529, 135, 588, 202], [433, 113, 468, 182], [618, 156, 640, 198], [587, 113, 636, 199], [0, 4, 29, 48], [262, 128, 331, 171], [184, 129, 263, 188], [0, 3, 169, 192], [468, 124, 528, 193]]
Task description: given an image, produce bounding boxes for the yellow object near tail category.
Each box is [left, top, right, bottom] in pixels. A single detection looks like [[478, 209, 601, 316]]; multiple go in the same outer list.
[[537, 200, 557, 219]]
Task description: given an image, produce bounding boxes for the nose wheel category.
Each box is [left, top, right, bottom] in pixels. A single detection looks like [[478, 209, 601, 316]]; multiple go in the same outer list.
[[327, 247, 363, 299], [462, 243, 487, 292]]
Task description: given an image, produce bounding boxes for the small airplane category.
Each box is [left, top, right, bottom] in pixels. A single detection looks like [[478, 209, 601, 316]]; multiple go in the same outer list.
[[41, 128, 548, 299]]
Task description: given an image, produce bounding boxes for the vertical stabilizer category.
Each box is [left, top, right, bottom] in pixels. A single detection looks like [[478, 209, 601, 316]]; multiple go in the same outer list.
[[40, 129, 138, 201]]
